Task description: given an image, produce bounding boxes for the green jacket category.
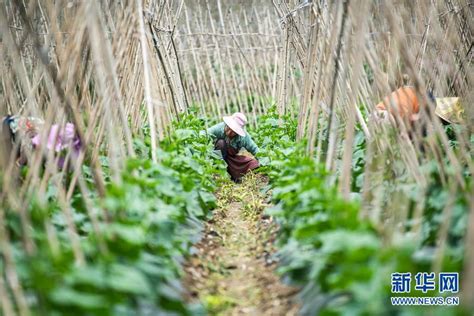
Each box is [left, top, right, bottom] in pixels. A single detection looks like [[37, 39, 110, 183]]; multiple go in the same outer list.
[[207, 122, 259, 156]]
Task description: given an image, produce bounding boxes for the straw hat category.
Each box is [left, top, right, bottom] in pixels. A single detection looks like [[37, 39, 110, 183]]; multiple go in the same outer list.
[[435, 97, 464, 124], [223, 112, 247, 137]]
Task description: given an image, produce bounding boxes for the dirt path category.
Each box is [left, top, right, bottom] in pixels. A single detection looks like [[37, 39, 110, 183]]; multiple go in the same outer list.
[[183, 174, 299, 315]]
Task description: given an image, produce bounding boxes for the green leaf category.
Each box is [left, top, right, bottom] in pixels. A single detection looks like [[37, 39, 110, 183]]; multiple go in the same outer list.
[[67, 266, 107, 289], [175, 129, 196, 141], [106, 223, 146, 246], [199, 191, 216, 205], [50, 287, 107, 309], [107, 264, 152, 295], [319, 230, 380, 255]]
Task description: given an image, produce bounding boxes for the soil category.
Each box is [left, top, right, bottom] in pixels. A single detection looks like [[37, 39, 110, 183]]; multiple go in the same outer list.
[[183, 173, 300, 315]]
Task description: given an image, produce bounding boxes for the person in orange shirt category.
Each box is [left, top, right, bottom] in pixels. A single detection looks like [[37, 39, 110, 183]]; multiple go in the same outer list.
[[375, 86, 422, 122], [373, 86, 465, 129]]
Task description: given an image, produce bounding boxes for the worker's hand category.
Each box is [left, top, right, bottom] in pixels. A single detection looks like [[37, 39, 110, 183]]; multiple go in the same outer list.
[[375, 109, 390, 124]]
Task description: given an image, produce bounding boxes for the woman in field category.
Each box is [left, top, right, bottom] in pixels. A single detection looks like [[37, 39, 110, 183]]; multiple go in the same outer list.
[[1, 115, 81, 168], [207, 112, 259, 182]]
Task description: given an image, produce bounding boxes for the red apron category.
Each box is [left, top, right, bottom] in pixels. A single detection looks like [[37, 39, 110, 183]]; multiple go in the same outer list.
[[221, 141, 259, 180]]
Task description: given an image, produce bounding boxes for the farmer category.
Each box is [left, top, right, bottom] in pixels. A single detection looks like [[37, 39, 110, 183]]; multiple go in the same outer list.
[[1, 115, 44, 167], [207, 112, 259, 182], [1, 115, 81, 168], [373, 86, 465, 129]]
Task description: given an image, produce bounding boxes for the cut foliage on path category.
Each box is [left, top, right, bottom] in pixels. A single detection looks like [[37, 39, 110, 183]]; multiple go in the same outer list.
[[184, 173, 300, 315]]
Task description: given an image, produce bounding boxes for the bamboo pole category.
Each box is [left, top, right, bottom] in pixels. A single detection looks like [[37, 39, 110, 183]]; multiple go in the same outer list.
[[137, 0, 158, 163]]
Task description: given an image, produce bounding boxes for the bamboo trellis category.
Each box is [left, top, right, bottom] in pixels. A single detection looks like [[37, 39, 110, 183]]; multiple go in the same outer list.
[[0, 0, 473, 314]]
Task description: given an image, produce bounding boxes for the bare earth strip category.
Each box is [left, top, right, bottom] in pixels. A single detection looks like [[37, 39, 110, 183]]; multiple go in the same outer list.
[[183, 174, 300, 315]]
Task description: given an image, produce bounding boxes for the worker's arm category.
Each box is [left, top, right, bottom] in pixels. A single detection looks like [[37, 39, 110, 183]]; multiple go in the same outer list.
[[243, 134, 259, 156], [206, 122, 225, 140]]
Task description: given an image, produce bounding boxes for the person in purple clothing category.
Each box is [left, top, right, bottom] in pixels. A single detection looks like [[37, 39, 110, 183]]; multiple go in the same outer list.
[[1, 115, 81, 169]]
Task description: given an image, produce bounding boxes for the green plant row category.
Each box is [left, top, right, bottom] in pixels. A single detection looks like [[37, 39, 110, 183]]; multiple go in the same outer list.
[[2, 113, 226, 315]]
